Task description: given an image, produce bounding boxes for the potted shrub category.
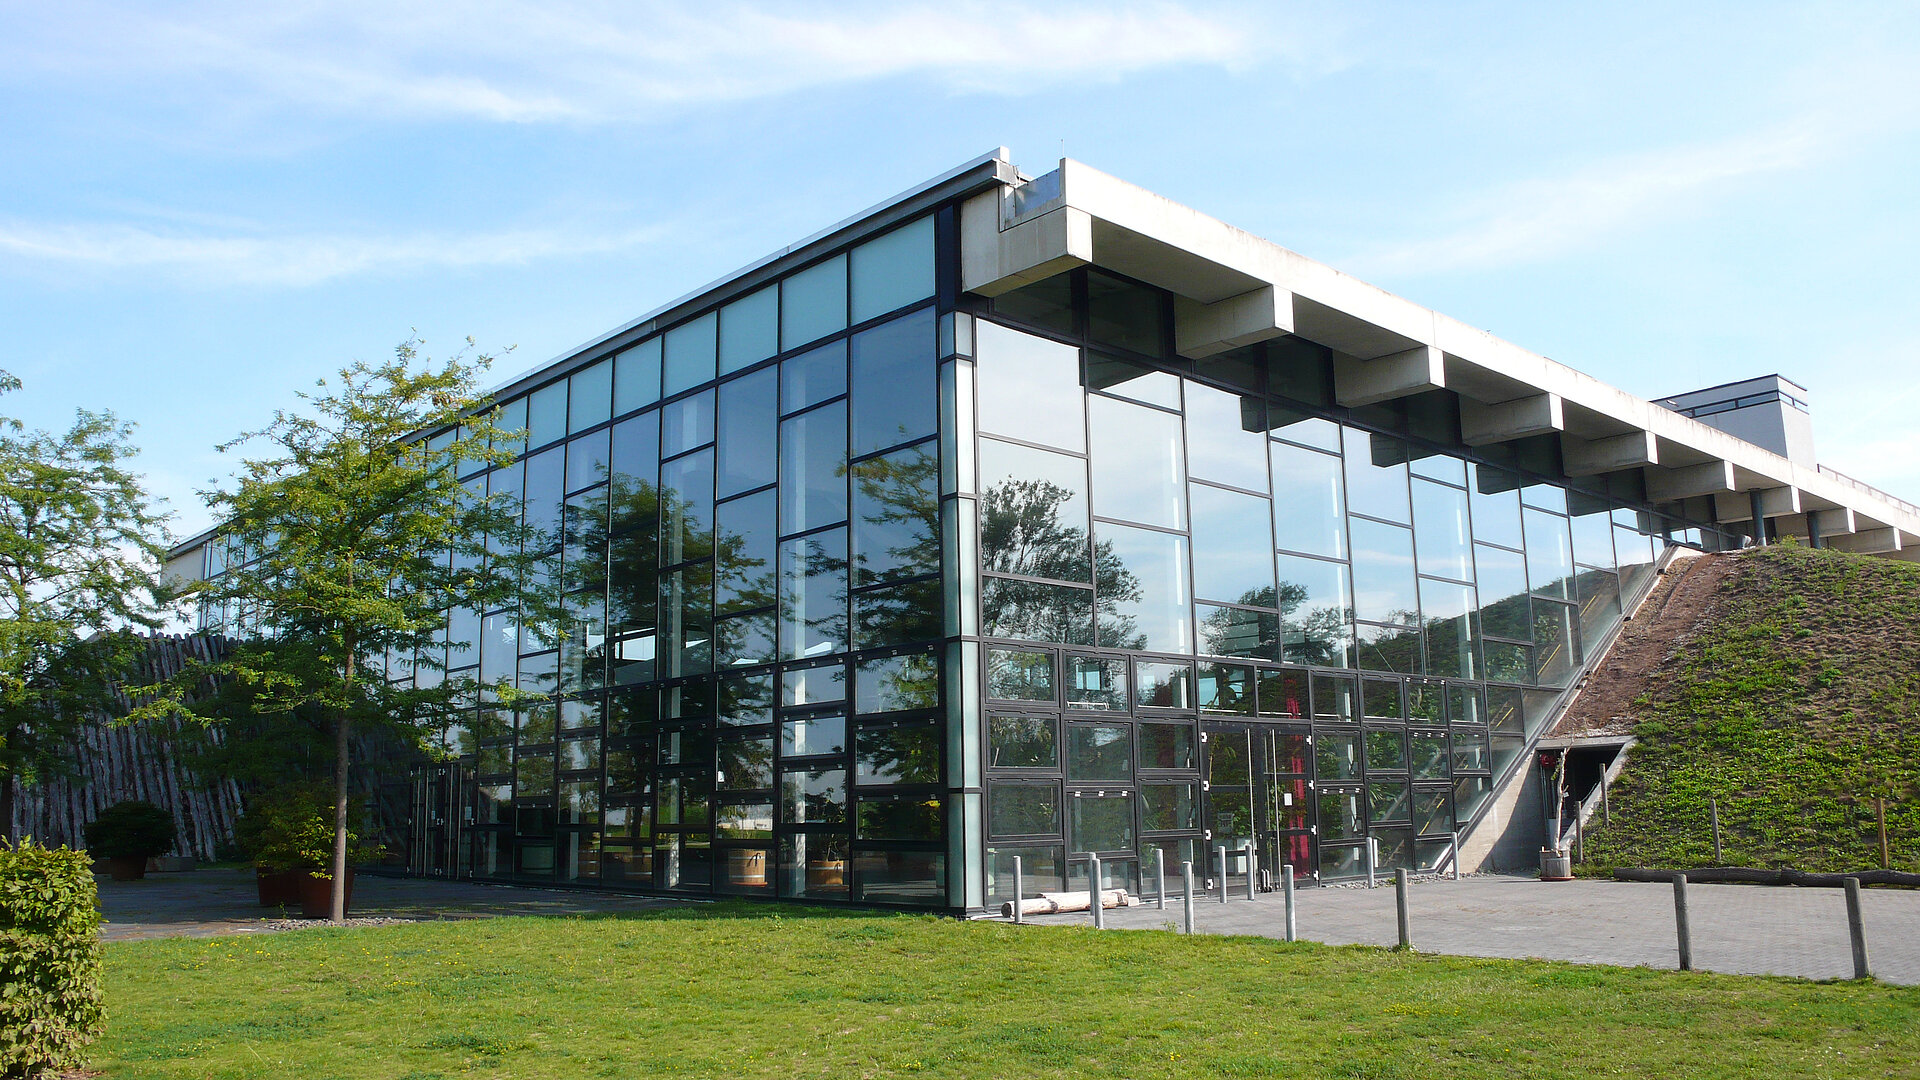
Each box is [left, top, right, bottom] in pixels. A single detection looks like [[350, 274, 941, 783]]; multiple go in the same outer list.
[[250, 785, 383, 917], [83, 800, 177, 881]]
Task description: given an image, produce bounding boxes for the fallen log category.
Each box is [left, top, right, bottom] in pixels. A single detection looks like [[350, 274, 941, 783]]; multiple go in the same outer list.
[[1000, 889, 1135, 918]]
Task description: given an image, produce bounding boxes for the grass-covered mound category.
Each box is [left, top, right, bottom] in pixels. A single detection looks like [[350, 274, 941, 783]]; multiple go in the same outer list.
[[1583, 543, 1920, 874], [99, 907, 1920, 1079]]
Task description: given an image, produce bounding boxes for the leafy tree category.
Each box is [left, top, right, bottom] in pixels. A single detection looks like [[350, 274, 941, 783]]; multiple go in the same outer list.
[[135, 341, 544, 921], [0, 372, 172, 839]]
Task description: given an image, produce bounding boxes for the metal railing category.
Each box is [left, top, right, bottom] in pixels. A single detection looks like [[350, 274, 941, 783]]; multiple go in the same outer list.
[[1818, 465, 1920, 518]]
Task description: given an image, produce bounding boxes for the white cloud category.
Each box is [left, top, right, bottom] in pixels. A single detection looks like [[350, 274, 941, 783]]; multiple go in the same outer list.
[[0, 220, 668, 286], [6, 1, 1265, 124], [1347, 122, 1823, 277]]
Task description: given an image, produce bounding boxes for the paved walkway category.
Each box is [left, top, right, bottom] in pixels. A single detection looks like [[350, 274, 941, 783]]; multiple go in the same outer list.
[[1027, 875, 1920, 985], [96, 868, 678, 942]]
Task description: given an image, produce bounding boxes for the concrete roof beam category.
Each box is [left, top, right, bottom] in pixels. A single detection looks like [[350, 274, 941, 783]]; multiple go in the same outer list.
[[1562, 430, 1657, 476], [1461, 394, 1564, 447], [959, 193, 1091, 298], [1646, 459, 1737, 502], [1713, 486, 1802, 522], [1828, 527, 1903, 555], [1174, 286, 1293, 360], [1333, 344, 1445, 408]]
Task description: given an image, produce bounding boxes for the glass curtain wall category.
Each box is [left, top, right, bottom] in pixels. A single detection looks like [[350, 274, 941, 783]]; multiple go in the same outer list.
[[384, 215, 953, 906], [972, 267, 1732, 890]]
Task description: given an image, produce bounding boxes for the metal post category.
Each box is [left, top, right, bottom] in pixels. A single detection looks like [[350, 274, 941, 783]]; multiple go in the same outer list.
[[1282, 863, 1297, 942], [1089, 854, 1105, 929], [1246, 843, 1258, 901], [1876, 798, 1890, 871], [1450, 831, 1461, 881], [1181, 861, 1195, 934], [1845, 877, 1872, 980], [1574, 813, 1584, 864], [1155, 847, 1167, 911], [1710, 797, 1722, 864], [1601, 779, 1610, 827], [1366, 836, 1378, 889], [1011, 856, 1023, 925], [1394, 868, 1411, 951], [1673, 872, 1693, 972], [1217, 845, 1229, 904]]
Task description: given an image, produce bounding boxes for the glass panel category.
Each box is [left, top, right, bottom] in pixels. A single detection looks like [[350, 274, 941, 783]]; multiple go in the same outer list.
[[1196, 604, 1278, 660], [1447, 685, 1485, 727], [1471, 466, 1524, 548], [780, 255, 847, 352], [1070, 791, 1136, 853], [1140, 783, 1197, 832], [662, 388, 714, 459], [1412, 479, 1473, 582], [849, 217, 934, 323], [1342, 428, 1409, 523], [1410, 453, 1466, 486], [849, 308, 937, 457], [527, 381, 568, 449], [779, 401, 848, 535], [977, 437, 1090, 583], [663, 311, 717, 397], [1577, 569, 1622, 649], [988, 715, 1057, 770], [1319, 844, 1364, 879], [717, 736, 774, 791], [780, 662, 846, 707], [715, 803, 773, 841], [719, 671, 775, 727], [1088, 395, 1185, 529], [1450, 729, 1489, 772], [1275, 553, 1352, 667], [1410, 733, 1449, 780], [568, 360, 613, 435], [1363, 678, 1402, 719], [1271, 441, 1346, 558], [780, 714, 846, 758], [781, 339, 846, 416], [778, 527, 847, 660], [992, 273, 1074, 337], [715, 489, 776, 615], [714, 610, 775, 669], [1095, 523, 1191, 653], [1185, 382, 1268, 492], [986, 648, 1054, 702], [1197, 663, 1256, 715], [1313, 674, 1357, 722], [1454, 775, 1493, 822], [855, 725, 940, 785], [778, 832, 849, 898], [565, 429, 611, 494], [1066, 723, 1132, 782], [660, 449, 713, 566], [716, 367, 777, 497], [1533, 601, 1579, 688], [614, 339, 662, 416], [853, 577, 940, 651], [1571, 508, 1616, 569], [1085, 269, 1164, 355], [1349, 519, 1418, 627], [1190, 483, 1274, 606], [1134, 661, 1192, 710], [1088, 353, 1180, 409], [779, 768, 847, 824], [1368, 781, 1410, 823], [1523, 480, 1567, 514], [856, 795, 942, 841], [980, 578, 1093, 646], [989, 782, 1060, 836], [1138, 723, 1195, 770], [522, 447, 565, 547], [853, 652, 938, 714], [1064, 655, 1126, 711], [1475, 544, 1531, 638], [1525, 507, 1575, 600], [1257, 668, 1309, 720], [974, 321, 1085, 451], [658, 774, 711, 826], [718, 285, 778, 376], [1366, 728, 1407, 771], [1420, 578, 1480, 680], [1317, 789, 1364, 839], [850, 442, 939, 586]]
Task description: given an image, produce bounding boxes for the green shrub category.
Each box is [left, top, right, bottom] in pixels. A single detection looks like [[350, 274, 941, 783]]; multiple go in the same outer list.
[[0, 839, 104, 1078], [81, 800, 176, 861], [244, 784, 382, 876]]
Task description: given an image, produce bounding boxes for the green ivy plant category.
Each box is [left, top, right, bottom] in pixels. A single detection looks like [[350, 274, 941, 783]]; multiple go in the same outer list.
[[0, 838, 104, 1077]]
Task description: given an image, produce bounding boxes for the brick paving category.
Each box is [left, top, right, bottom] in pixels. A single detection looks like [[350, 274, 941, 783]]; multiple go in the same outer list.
[[1028, 874, 1920, 985], [95, 868, 678, 942]]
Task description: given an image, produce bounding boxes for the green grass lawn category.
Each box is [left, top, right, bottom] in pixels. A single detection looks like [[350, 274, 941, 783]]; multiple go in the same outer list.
[[1584, 544, 1920, 875], [96, 905, 1920, 1079]]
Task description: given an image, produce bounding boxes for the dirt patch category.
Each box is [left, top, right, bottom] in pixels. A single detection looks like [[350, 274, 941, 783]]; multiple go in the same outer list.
[[1552, 552, 1734, 739]]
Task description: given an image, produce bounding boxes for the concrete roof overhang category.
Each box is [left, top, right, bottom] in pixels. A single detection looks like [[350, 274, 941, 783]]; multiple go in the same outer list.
[[960, 157, 1920, 551]]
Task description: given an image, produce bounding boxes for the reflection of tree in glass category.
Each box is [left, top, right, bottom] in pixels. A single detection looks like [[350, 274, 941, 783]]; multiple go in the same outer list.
[[856, 724, 940, 785], [850, 444, 938, 586], [1252, 579, 1354, 667], [864, 654, 938, 714], [980, 478, 1141, 647]]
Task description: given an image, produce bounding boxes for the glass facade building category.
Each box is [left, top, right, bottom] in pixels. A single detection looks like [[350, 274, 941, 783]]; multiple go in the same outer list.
[[183, 150, 1916, 913]]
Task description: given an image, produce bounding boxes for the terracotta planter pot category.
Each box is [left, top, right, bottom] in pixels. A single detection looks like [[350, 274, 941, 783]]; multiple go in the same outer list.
[[256, 868, 301, 906], [106, 855, 147, 881], [296, 868, 356, 919]]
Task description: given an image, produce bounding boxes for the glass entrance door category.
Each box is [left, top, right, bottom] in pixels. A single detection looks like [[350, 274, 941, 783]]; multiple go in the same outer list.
[[410, 762, 469, 878], [1201, 723, 1317, 892]]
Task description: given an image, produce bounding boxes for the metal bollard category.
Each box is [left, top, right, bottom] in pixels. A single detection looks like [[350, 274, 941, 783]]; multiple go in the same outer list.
[[1246, 844, 1259, 901], [1011, 856, 1023, 925], [1182, 860, 1195, 934], [1217, 845, 1229, 904], [1574, 813, 1584, 864], [1282, 863, 1297, 942], [1710, 797, 1722, 864], [1601, 779, 1610, 827], [1450, 831, 1461, 881], [1845, 877, 1872, 980], [1089, 854, 1105, 929], [1366, 836, 1378, 889], [1395, 868, 1411, 950], [1155, 847, 1166, 911], [1673, 872, 1693, 971]]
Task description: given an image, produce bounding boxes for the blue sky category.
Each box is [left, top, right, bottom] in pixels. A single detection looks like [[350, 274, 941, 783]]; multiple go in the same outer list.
[[4, 1, 1919, 539]]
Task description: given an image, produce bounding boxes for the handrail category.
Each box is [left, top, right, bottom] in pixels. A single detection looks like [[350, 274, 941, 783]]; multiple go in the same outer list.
[[1817, 464, 1920, 518]]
